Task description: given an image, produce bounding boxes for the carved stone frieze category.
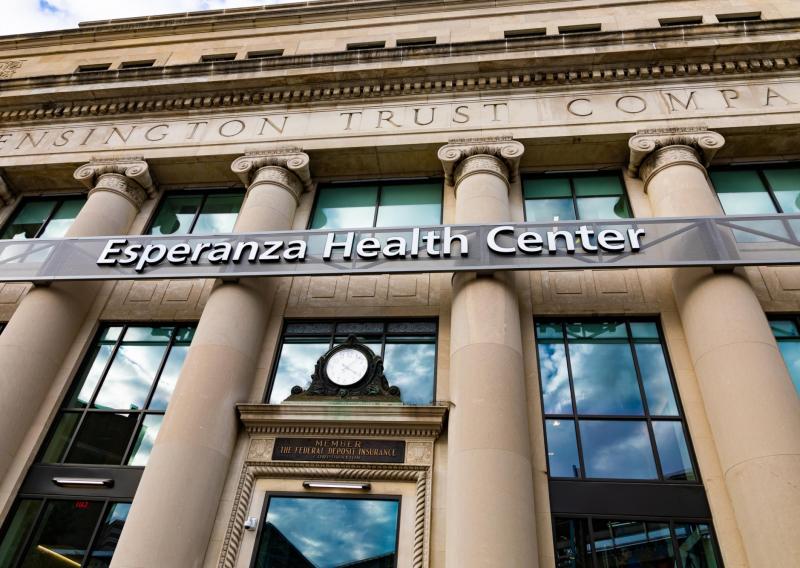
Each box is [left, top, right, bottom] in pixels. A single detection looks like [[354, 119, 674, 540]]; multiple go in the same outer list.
[[438, 137, 524, 186], [0, 60, 23, 79], [231, 148, 311, 202], [73, 158, 156, 209], [628, 128, 726, 187]]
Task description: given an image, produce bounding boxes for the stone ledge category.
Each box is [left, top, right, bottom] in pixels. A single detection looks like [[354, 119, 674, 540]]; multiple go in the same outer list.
[[237, 402, 449, 438]]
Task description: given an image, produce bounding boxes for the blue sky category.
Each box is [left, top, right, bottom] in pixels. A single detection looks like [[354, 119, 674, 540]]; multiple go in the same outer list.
[[1, 0, 300, 36]]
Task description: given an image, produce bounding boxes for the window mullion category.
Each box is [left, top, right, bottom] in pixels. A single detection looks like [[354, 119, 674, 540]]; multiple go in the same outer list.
[[33, 199, 61, 239], [569, 176, 579, 220], [372, 183, 381, 228], [627, 322, 664, 480], [757, 167, 783, 213], [80, 499, 111, 566], [7, 498, 45, 568], [560, 321, 586, 478], [141, 326, 179, 411], [669, 520, 685, 568], [187, 193, 207, 234]]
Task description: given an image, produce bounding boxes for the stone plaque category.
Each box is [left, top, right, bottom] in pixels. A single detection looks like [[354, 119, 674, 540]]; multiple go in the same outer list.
[[272, 437, 406, 464]]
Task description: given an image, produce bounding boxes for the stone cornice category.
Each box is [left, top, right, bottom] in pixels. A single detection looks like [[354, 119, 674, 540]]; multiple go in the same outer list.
[[628, 128, 725, 186], [0, 20, 799, 124], [0, 0, 776, 47], [73, 158, 156, 209], [237, 403, 449, 439]]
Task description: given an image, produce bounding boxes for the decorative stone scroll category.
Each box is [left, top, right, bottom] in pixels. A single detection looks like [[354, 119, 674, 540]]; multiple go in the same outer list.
[[231, 147, 311, 203], [0, 171, 16, 206], [628, 128, 726, 187], [73, 158, 156, 209], [437, 136, 525, 186], [0, 60, 23, 80]]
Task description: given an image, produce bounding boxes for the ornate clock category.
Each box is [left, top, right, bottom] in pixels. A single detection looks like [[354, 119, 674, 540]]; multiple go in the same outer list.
[[286, 335, 401, 401]]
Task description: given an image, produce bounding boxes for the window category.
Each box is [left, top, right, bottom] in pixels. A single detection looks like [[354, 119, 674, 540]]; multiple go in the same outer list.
[[346, 41, 386, 50], [523, 173, 631, 222], [268, 320, 437, 404], [554, 517, 721, 568], [38, 324, 195, 466], [396, 37, 437, 47], [0, 498, 130, 568], [253, 494, 400, 568], [504, 28, 547, 39], [1, 196, 86, 240], [716, 12, 761, 23], [148, 190, 244, 235], [247, 49, 284, 59], [659, 16, 703, 26], [0, 324, 194, 567], [76, 63, 111, 72], [770, 318, 800, 395], [710, 165, 800, 215], [310, 180, 442, 230], [201, 53, 237, 62], [119, 59, 156, 69], [536, 320, 694, 481], [558, 24, 601, 34]]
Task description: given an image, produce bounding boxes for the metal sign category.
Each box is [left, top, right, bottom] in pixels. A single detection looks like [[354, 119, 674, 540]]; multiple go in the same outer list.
[[1, 214, 800, 283]]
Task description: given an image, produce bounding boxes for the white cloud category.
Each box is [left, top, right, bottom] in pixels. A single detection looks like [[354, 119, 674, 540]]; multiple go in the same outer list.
[[0, 0, 299, 36]]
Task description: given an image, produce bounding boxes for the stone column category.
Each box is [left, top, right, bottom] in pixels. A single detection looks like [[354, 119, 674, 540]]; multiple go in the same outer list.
[[110, 149, 310, 568], [0, 159, 154, 485], [629, 129, 800, 566], [438, 139, 538, 568]]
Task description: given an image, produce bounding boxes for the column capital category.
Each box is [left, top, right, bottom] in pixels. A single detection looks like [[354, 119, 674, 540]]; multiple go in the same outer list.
[[73, 158, 156, 210], [438, 137, 524, 186], [231, 147, 311, 203], [0, 170, 16, 206], [628, 127, 725, 186]]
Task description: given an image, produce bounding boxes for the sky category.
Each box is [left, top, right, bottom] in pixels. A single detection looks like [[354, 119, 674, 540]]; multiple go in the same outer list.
[[0, 0, 300, 36]]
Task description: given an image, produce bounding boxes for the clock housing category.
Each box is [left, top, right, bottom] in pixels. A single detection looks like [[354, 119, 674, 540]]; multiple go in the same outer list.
[[285, 335, 402, 401]]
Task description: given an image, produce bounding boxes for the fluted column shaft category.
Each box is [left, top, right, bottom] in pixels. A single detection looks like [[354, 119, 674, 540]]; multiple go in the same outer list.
[[110, 150, 310, 568], [439, 140, 538, 568], [630, 130, 800, 566], [0, 159, 153, 493]]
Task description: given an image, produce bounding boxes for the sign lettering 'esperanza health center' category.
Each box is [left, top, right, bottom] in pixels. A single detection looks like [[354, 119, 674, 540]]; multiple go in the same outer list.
[[0, 215, 800, 282]]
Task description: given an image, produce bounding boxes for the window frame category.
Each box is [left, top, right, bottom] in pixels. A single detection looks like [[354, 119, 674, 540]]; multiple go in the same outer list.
[[36, 323, 194, 467], [552, 513, 725, 568], [767, 314, 800, 395], [145, 187, 246, 236], [265, 318, 439, 405], [0, 495, 131, 568], [536, 317, 699, 484], [535, 316, 711, 521], [521, 170, 632, 222], [306, 178, 444, 230], [709, 162, 800, 215], [251, 491, 402, 568], [0, 194, 86, 240]]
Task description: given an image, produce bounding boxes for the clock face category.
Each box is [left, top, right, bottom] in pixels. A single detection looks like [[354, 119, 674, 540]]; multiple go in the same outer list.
[[325, 348, 369, 386]]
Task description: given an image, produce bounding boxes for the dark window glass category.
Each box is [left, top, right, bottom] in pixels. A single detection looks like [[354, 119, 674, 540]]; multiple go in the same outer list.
[[554, 517, 591, 568], [0, 498, 130, 568], [593, 519, 674, 566], [1, 196, 86, 240], [268, 320, 437, 404], [523, 174, 631, 222], [39, 324, 195, 466], [769, 317, 800, 395], [148, 190, 244, 235], [310, 181, 442, 230], [535, 319, 696, 481], [554, 517, 722, 568], [253, 495, 399, 568]]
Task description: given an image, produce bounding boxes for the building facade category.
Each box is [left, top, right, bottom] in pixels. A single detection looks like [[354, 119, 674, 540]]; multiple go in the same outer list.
[[0, 0, 798, 566]]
